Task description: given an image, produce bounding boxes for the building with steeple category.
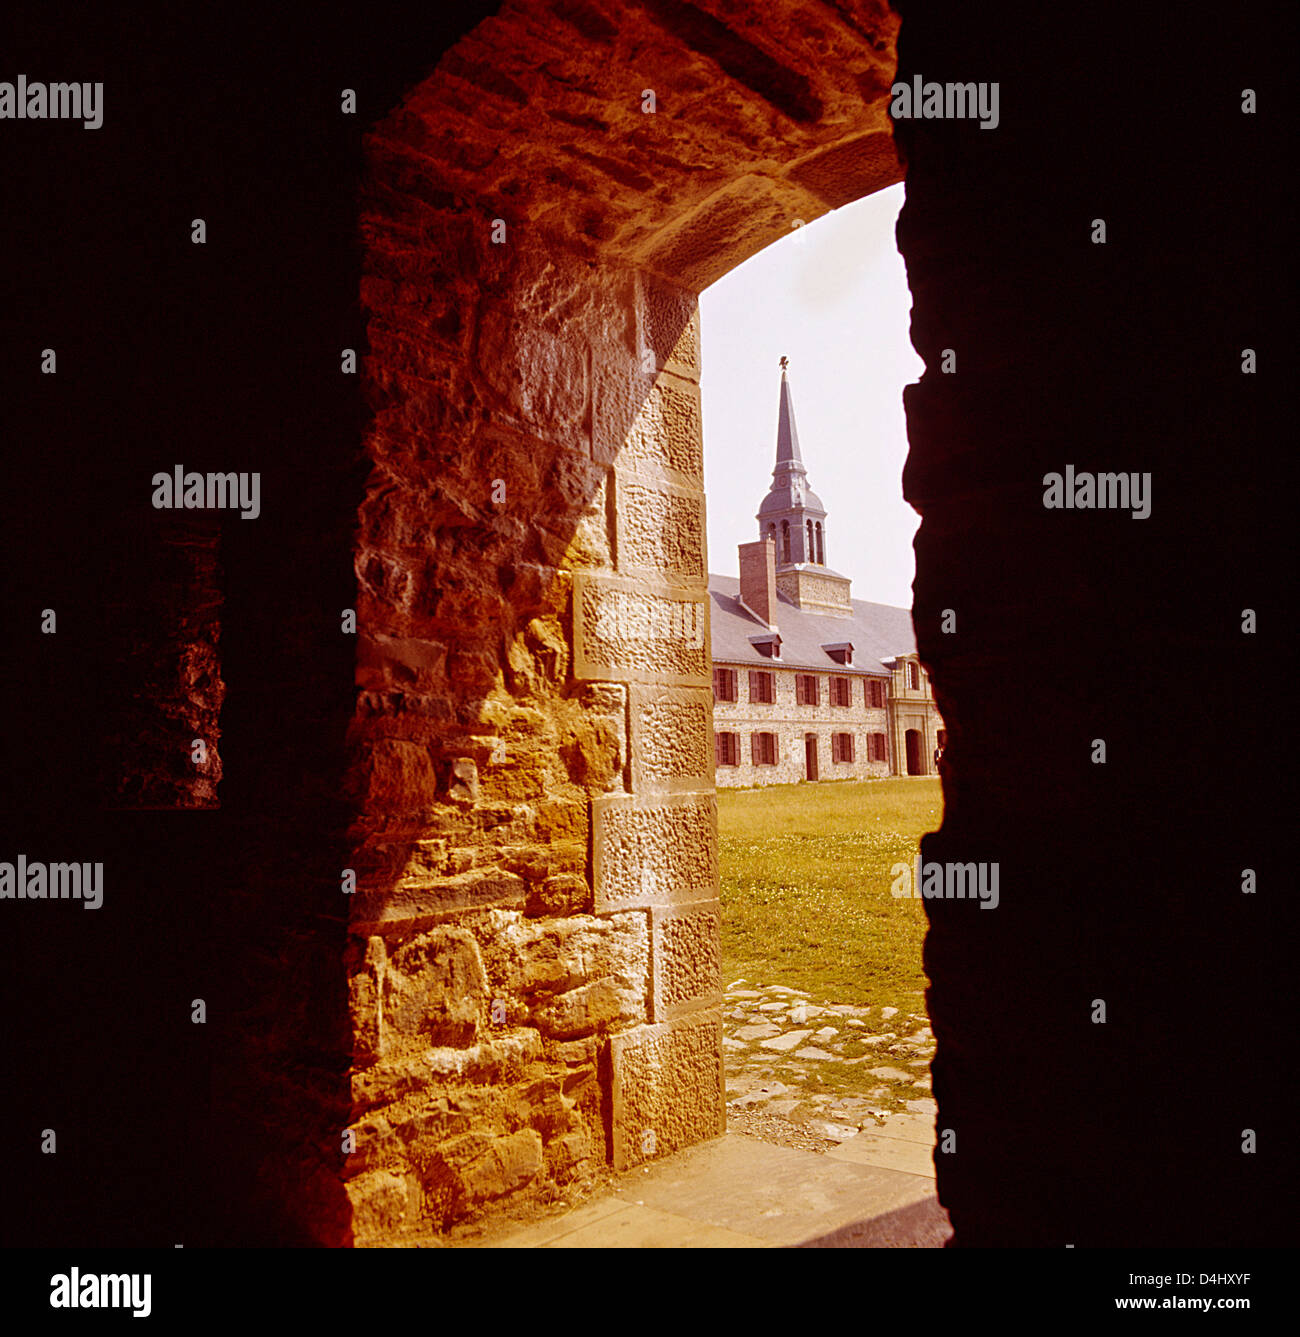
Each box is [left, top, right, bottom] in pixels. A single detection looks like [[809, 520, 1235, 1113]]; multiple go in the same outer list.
[[709, 361, 945, 786]]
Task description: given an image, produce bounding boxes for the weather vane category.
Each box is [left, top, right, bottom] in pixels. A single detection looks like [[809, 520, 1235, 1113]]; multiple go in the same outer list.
[[779, 355, 788, 370]]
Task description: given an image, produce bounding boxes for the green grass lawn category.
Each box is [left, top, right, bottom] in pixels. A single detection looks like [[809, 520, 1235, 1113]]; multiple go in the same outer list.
[[719, 777, 943, 1011]]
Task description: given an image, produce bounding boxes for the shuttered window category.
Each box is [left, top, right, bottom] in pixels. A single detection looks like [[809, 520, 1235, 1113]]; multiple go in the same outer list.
[[832, 676, 851, 707], [715, 732, 739, 765], [713, 668, 738, 702], [865, 678, 885, 708], [795, 674, 819, 706], [832, 732, 855, 763], [870, 732, 887, 762], [748, 670, 775, 704], [751, 732, 778, 765]]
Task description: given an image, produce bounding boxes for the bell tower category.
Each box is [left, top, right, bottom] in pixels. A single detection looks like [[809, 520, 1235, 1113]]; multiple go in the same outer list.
[[755, 358, 852, 616]]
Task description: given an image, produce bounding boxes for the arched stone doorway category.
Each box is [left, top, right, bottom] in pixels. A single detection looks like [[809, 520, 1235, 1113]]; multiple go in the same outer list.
[[343, 0, 905, 1244]]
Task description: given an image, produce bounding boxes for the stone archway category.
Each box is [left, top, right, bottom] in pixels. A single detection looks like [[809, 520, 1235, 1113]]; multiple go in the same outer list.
[[343, 0, 904, 1244]]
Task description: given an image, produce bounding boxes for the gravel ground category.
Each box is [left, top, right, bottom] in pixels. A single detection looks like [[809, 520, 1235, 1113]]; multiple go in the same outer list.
[[724, 1106, 837, 1154]]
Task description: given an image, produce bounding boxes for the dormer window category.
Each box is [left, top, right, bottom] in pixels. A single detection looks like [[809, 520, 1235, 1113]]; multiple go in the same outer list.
[[749, 633, 782, 659], [822, 642, 854, 666]]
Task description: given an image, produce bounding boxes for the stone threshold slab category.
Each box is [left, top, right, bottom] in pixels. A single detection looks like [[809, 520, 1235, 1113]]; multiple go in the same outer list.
[[474, 1132, 949, 1248]]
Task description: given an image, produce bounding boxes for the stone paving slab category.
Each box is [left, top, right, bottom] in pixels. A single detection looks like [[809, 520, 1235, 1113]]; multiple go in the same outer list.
[[475, 1133, 948, 1248], [485, 1196, 765, 1249], [827, 1132, 936, 1178], [610, 1133, 940, 1247], [863, 1112, 936, 1145]]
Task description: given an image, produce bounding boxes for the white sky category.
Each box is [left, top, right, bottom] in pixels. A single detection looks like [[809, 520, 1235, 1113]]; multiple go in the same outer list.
[[698, 183, 923, 610]]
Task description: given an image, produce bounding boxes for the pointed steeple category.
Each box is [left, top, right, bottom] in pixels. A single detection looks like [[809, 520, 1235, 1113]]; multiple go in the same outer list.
[[758, 359, 826, 567], [751, 358, 853, 616], [774, 358, 804, 468]]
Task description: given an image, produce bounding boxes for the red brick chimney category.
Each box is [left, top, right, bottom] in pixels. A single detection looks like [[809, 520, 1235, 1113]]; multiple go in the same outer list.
[[738, 538, 778, 628]]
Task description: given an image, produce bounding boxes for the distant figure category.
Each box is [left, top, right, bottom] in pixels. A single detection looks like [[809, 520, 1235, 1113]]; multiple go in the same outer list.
[[934, 746, 943, 768]]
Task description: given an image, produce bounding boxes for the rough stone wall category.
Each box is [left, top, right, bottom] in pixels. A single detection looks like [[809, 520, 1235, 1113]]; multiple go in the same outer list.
[[343, 0, 903, 1242], [712, 665, 891, 786], [345, 218, 718, 1239]]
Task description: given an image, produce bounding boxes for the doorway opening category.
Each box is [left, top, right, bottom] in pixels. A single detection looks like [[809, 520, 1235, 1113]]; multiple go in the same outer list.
[[703, 186, 942, 1207], [905, 729, 924, 776]]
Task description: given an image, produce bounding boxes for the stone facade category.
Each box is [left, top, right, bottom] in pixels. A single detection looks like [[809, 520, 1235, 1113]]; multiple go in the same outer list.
[[774, 566, 853, 615], [886, 653, 944, 777], [712, 663, 893, 786]]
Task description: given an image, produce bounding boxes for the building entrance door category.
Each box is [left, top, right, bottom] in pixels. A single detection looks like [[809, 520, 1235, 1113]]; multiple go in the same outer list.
[[905, 729, 923, 775], [804, 733, 818, 781]]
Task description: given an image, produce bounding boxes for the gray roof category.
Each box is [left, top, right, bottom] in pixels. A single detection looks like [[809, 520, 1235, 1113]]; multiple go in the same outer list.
[[709, 574, 916, 676]]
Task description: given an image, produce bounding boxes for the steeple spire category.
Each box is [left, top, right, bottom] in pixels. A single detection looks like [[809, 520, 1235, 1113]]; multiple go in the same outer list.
[[774, 359, 804, 468], [757, 359, 826, 567]]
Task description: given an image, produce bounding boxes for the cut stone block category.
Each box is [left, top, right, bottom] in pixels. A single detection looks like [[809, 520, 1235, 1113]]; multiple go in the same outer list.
[[613, 473, 705, 581], [573, 572, 710, 686], [628, 684, 712, 792], [591, 791, 717, 910], [610, 1011, 726, 1169], [650, 901, 721, 1021]]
